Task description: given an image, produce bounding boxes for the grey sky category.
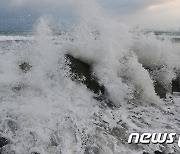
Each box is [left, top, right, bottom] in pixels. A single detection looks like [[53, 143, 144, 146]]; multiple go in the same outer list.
[[98, 0, 168, 14], [0, 0, 180, 30]]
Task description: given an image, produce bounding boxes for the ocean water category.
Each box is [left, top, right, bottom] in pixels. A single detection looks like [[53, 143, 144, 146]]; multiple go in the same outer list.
[[0, 2, 180, 154]]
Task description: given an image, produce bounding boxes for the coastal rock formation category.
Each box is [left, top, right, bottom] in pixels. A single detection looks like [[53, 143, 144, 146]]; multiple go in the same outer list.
[[0, 137, 10, 153], [16, 56, 180, 100], [172, 76, 180, 92], [144, 66, 180, 98], [65, 54, 180, 101], [19, 62, 32, 73], [65, 54, 114, 108], [0, 137, 9, 148]]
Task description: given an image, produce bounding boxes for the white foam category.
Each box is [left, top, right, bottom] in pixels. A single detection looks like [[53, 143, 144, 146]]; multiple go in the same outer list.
[[0, 35, 34, 42], [0, 1, 180, 154]]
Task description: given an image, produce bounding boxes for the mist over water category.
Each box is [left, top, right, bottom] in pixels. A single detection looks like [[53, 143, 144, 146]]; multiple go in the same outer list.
[[0, 0, 180, 154]]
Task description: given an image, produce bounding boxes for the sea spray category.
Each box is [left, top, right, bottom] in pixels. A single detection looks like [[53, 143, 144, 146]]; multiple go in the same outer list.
[[0, 0, 180, 153]]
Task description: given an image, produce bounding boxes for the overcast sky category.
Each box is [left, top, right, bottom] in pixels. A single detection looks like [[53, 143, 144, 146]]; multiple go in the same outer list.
[[0, 0, 180, 30]]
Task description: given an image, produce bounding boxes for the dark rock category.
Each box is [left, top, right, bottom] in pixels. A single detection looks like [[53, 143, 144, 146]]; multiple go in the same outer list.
[[13, 85, 22, 91], [50, 135, 59, 147], [143, 152, 150, 154], [154, 81, 167, 98], [154, 151, 164, 154], [65, 54, 115, 108], [142, 66, 167, 98], [13, 84, 24, 91], [12, 83, 25, 92], [84, 146, 100, 154], [0, 137, 9, 148], [65, 54, 105, 95], [144, 65, 180, 97], [31, 152, 40, 154], [19, 62, 32, 73], [172, 76, 180, 92]]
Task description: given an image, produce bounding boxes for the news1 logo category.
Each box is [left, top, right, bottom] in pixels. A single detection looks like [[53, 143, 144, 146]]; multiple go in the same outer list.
[[128, 133, 180, 147]]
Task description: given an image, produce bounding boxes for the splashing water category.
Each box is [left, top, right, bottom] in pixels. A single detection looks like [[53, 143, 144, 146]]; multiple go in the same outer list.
[[0, 1, 180, 154]]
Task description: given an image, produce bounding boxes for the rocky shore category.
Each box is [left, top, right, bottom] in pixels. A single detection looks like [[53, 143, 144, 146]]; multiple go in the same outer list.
[[1, 54, 179, 154]]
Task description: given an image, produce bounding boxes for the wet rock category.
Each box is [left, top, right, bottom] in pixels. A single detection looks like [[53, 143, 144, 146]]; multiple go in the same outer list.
[[65, 54, 105, 95], [154, 151, 164, 154], [65, 54, 115, 108], [143, 150, 168, 154], [172, 76, 180, 92], [143, 66, 170, 98], [84, 146, 100, 154], [154, 81, 167, 98], [50, 134, 59, 147], [0, 137, 9, 148], [143, 152, 150, 154], [13, 85, 23, 91], [19, 62, 32, 73], [144, 65, 180, 98], [12, 83, 26, 92], [12, 84, 25, 91]]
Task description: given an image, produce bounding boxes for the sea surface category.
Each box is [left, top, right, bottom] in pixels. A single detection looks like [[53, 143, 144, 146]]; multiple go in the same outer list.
[[0, 18, 180, 154]]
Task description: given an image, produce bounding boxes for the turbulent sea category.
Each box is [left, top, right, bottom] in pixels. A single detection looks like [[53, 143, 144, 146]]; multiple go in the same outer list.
[[0, 18, 180, 154]]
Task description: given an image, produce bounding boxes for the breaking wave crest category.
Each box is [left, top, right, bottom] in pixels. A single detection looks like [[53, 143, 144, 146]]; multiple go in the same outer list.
[[0, 1, 180, 154]]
